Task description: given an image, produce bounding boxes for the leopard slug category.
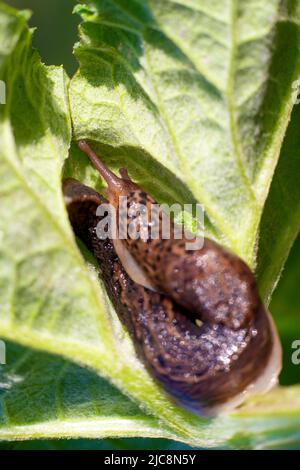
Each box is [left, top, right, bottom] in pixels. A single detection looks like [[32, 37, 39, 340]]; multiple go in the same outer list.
[[64, 143, 281, 415]]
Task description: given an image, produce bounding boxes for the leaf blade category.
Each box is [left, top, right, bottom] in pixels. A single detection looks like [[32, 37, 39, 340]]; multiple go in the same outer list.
[[1, 0, 300, 448]]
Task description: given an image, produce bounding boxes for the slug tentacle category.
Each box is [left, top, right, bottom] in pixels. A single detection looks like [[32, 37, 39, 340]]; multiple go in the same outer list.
[[78, 141, 121, 191], [63, 176, 282, 415], [78, 140, 139, 205]]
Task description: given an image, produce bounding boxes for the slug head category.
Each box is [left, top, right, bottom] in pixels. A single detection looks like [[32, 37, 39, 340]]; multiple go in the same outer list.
[[78, 140, 139, 207]]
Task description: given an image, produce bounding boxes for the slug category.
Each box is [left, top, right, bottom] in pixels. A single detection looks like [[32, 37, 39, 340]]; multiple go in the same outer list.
[[63, 141, 282, 415]]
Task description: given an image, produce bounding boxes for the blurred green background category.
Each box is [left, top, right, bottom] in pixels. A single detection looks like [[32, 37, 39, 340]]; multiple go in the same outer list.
[[3, 0, 300, 451], [7, 0, 79, 76]]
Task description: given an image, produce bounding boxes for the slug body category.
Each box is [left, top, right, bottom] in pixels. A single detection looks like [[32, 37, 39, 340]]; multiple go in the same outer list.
[[64, 142, 282, 415]]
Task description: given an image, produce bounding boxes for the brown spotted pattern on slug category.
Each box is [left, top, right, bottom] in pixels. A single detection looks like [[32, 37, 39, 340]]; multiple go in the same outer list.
[[76, 142, 265, 331], [121, 189, 259, 331], [63, 176, 279, 414]]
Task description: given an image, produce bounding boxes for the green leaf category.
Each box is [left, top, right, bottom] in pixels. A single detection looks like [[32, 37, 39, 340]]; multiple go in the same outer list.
[[3, 327, 300, 445], [0, 342, 173, 442], [69, 0, 300, 271], [0, 0, 300, 449], [67, 0, 300, 445], [1, 341, 300, 449], [0, 2, 210, 446], [0, 0, 176, 444]]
